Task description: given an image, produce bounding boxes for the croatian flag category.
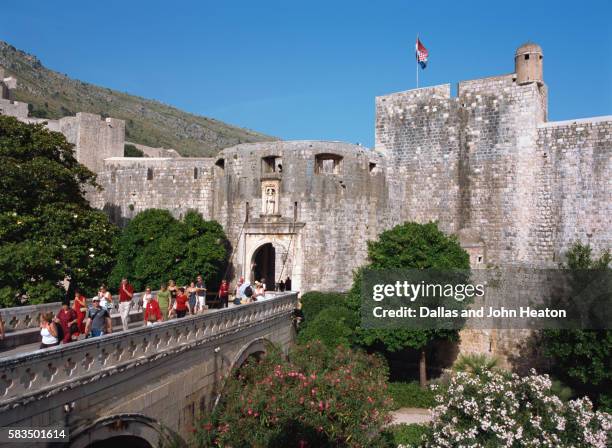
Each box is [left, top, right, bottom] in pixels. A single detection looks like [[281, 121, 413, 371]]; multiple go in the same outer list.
[[416, 38, 429, 69]]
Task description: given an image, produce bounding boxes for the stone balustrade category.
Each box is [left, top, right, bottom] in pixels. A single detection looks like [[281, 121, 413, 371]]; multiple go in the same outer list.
[[0, 292, 297, 410], [0, 292, 149, 333]]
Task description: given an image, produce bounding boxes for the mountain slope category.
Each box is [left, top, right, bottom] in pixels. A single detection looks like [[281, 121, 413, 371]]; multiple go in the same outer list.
[[0, 41, 276, 157]]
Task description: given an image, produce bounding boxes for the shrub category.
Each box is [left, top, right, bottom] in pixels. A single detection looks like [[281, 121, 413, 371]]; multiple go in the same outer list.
[[425, 369, 612, 447], [194, 341, 394, 447], [124, 143, 144, 157], [297, 306, 358, 348], [388, 381, 437, 410], [300, 291, 348, 325]]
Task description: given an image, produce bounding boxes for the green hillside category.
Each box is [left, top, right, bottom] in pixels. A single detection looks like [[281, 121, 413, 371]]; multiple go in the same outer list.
[[0, 41, 276, 157]]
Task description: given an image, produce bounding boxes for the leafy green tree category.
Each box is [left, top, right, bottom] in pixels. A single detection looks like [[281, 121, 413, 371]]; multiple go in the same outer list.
[[541, 242, 612, 410], [0, 115, 119, 306], [109, 209, 229, 291], [348, 222, 470, 387]]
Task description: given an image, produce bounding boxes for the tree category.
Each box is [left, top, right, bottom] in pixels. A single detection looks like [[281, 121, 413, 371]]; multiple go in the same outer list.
[[0, 115, 119, 306], [109, 209, 229, 291], [541, 242, 612, 410], [348, 222, 470, 387]]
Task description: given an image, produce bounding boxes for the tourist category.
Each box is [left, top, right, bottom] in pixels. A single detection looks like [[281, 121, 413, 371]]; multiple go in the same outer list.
[[174, 287, 191, 318], [168, 279, 178, 311], [72, 288, 87, 334], [187, 282, 197, 314], [238, 280, 253, 304], [157, 283, 170, 318], [219, 280, 229, 308], [118, 277, 134, 332], [278, 279, 286, 292], [85, 297, 112, 337], [39, 312, 59, 349], [55, 302, 77, 344], [144, 295, 162, 326], [195, 275, 207, 314], [234, 277, 244, 304], [142, 286, 153, 311], [260, 278, 267, 292], [285, 276, 292, 291], [253, 281, 265, 301], [98, 285, 113, 311]]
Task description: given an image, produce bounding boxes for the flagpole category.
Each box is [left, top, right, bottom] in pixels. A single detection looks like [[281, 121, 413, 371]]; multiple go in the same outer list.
[[416, 33, 419, 89]]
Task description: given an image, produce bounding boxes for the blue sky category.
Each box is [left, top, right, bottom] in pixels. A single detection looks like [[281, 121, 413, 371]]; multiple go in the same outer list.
[[2, 0, 611, 147]]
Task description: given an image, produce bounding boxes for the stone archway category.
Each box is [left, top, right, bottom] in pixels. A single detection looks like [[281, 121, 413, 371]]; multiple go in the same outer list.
[[251, 242, 276, 288], [212, 337, 274, 410], [69, 414, 185, 448]]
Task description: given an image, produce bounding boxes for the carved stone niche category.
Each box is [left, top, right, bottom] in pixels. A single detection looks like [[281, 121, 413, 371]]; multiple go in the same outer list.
[[261, 180, 281, 217]]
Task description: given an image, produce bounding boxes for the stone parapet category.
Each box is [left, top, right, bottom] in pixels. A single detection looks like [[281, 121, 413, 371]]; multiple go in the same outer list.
[[0, 292, 297, 410]]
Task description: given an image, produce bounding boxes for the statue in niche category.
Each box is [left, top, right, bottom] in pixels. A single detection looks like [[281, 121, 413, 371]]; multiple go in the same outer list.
[[265, 186, 276, 215]]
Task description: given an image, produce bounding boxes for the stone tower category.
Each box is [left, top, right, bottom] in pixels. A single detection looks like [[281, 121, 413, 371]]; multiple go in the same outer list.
[[515, 42, 543, 85]]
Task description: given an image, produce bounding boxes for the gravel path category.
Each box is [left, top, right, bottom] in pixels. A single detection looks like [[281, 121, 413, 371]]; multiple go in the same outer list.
[[388, 407, 432, 425]]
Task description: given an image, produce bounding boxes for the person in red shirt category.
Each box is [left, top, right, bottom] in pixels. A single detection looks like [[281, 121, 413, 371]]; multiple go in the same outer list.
[[118, 277, 134, 331], [174, 287, 191, 318], [219, 280, 229, 308], [56, 302, 77, 343], [144, 295, 163, 326]]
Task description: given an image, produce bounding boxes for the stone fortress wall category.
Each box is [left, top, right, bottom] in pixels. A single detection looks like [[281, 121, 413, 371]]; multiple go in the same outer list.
[[1, 43, 611, 364]]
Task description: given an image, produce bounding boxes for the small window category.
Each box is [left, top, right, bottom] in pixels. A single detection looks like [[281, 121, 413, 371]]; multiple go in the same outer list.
[[524, 54, 530, 60], [193, 167, 198, 179], [369, 162, 377, 173], [539, 55, 543, 60], [477, 256, 483, 264], [315, 153, 343, 175], [147, 168, 153, 180], [262, 156, 282, 174]]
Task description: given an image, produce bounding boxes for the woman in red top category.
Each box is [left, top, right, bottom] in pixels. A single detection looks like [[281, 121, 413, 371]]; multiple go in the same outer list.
[[144, 296, 163, 326], [219, 280, 229, 308], [56, 302, 77, 343], [174, 287, 191, 318], [72, 289, 87, 334]]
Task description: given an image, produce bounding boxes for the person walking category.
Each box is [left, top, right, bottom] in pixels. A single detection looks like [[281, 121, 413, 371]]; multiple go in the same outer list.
[[174, 287, 191, 318], [56, 302, 77, 344], [85, 297, 112, 337], [98, 285, 113, 312], [195, 275, 207, 314], [142, 286, 153, 311], [144, 295, 163, 326], [118, 277, 134, 332], [187, 282, 197, 314], [219, 280, 229, 308], [157, 283, 170, 318], [234, 277, 244, 305], [39, 312, 59, 349], [72, 288, 87, 334], [167, 280, 178, 312]]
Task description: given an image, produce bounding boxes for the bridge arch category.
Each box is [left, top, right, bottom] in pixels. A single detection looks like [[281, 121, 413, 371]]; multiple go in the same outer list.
[[212, 337, 275, 410], [69, 414, 185, 448]]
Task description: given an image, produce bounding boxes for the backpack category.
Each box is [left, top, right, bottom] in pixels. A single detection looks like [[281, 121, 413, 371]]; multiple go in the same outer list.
[[244, 285, 253, 297]]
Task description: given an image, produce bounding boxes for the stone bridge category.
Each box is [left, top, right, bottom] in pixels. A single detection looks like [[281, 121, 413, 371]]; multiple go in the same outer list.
[[0, 292, 298, 447]]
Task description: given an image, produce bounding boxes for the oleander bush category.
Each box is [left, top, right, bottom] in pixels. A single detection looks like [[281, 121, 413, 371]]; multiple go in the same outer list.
[[193, 341, 394, 447], [425, 369, 612, 447]]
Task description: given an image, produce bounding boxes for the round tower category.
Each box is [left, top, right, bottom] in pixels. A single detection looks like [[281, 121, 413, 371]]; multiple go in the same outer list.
[[515, 42, 543, 85]]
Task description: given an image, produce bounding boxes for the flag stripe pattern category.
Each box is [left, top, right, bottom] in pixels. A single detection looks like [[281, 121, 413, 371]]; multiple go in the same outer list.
[[416, 38, 428, 69]]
